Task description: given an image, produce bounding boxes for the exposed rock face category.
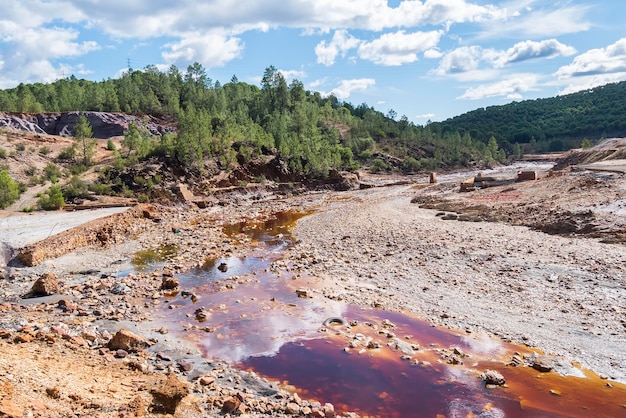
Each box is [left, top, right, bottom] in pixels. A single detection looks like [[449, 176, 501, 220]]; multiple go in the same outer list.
[[0, 112, 175, 139], [18, 204, 155, 266]]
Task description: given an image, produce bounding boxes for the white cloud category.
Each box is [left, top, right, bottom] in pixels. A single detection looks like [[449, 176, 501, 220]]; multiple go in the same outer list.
[[493, 39, 576, 68], [358, 30, 443, 66], [315, 30, 360, 66], [328, 78, 375, 99], [416, 113, 436, 119], [161, 30, 244, 68], [554, 38, 626, 95], [478, 4, 591, 39], [278, 69, 307, 81], [555, 38, 626, 79], [459, 74, 539, 100], [433, 46, 483, 75], [424, 48, 444, 59]]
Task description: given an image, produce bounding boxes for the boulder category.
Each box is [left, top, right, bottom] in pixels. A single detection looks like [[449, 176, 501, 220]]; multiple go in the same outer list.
[[30, 272, 60, 296], [107, 329, 150, 352], [480, 369, 506, 386], [150, 374, 190, 414]]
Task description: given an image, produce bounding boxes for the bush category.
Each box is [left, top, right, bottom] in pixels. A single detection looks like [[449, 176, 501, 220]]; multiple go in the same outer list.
[[16, 143, 25, 152], [57, 144, 76, 160], [43, 163, 63, 181], [37, 185, 65, 210], [106, 139, 116, 151], [62, 176, 90, 201], [0, 170, 21, 208], [39, 146, 51, 155], [371, 158, 391, 172], [0, 148, 6, 159]]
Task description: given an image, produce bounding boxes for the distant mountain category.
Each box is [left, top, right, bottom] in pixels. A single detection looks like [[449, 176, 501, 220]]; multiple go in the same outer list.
[[433, 81, 626, 153]]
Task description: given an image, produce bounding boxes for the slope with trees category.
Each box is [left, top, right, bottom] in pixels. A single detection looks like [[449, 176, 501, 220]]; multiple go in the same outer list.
[[433, 81, 626, 154]]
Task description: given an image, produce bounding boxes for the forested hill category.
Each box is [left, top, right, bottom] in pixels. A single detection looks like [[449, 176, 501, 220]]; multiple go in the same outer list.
[[1, 63, 622, 177], [433, 81, 626, 153], [0, 63, 514, 173]]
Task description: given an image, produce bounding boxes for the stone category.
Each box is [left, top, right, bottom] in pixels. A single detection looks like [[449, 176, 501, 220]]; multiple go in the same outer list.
[[160, 276, 179, 290], [46, 387, 61, 399], [198, 376, 215, 386], [30, 272, 60, 296], [107, 329, 150, 352], [111, 283, 130, 295], [285, 402, 300, 415], [391, 338, 416, 356], [177, 360, 193, 373], [221, 396, 241, 414], [217, 262, 228, 272], [150, 374, 190, 415], [323, 402, 336, 417], [480, 369, 506, 386]]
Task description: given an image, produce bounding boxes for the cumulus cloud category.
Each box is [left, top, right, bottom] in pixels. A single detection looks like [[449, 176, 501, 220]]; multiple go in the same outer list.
[[315, 30, 360, 66], [459, 74, 539, 100], [358, 30, 443, 66], [161, 31, 244, 68], [278, 69, 307, 81], [493, 39, 576, 68], [555, 38, 626, 95], [328, 78, 376, 99], [434, 39, 576, 78], [555, 38, 626, 78], [433, 46, 483, 76], [424, 48, 444, 59]]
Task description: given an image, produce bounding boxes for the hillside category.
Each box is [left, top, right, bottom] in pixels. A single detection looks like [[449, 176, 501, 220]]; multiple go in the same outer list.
[[433, 81, 626, 153]]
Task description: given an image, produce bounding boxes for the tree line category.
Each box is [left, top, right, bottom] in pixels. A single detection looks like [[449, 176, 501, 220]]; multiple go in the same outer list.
[[0, 63, 529, 179]]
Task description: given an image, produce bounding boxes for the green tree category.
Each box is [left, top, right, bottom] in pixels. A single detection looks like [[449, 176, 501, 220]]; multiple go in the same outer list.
[[37, 185, 65, 210], [581, 138, 593, 149], [74, 114, 97, 166], [121, 122, 152, 159], [0, 170, 21, 209]]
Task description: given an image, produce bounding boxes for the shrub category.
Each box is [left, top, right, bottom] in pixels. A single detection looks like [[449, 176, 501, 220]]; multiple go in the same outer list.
[[57, 144, 76, 160], [106, 139, 116, 151], [371, 158, 391, 172], [0, 148, 6, 159], [16, 143, 25, 152], [25, 165, 38, 176], [37, 185, 65, 210], [62, 176, 90, 201], [39, 146, 51, 155], [0, 170, 21, 208], [43, 163, 63, 181]]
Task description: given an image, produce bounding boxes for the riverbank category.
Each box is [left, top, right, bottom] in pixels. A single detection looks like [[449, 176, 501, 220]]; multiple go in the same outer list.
[[0, 162, 625, 416]]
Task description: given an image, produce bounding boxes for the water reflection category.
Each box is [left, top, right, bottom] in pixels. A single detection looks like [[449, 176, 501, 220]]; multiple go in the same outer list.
[[149, 211, 626, 417]]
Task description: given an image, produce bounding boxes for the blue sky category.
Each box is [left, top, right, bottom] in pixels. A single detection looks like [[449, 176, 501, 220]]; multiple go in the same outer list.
[[1, 0, 625, 122]]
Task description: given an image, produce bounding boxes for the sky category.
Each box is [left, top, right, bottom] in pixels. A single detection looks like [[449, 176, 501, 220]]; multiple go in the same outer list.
[[1, 0, 625, 122]]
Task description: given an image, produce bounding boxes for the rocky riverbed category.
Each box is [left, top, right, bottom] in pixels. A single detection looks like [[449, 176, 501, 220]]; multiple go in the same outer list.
[[1, 163, 625, 417]]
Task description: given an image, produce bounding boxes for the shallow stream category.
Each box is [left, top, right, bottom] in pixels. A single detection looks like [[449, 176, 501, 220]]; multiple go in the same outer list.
[[148, 211, 625, 417]]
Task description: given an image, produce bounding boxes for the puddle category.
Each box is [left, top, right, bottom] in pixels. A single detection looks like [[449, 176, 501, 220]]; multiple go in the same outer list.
[[150, 211, 626, 417], [131, 244, 178, 270]]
